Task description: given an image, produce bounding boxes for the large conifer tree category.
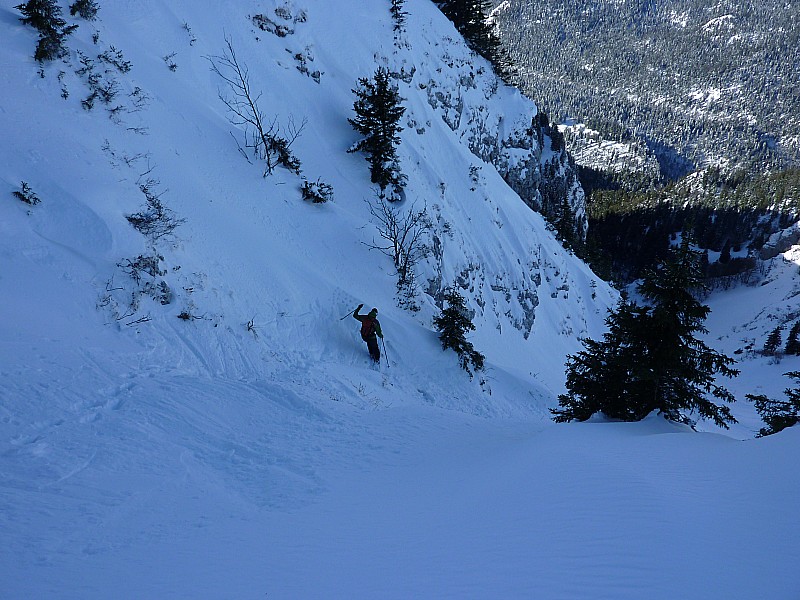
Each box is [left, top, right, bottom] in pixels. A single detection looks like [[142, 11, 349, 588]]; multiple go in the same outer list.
[[555, 300, 653, 422], [553, 238, 739, 428], [348, 67, 406, 194]]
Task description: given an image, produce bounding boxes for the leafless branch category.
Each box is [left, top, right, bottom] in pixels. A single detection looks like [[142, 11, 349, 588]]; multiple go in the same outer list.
[[364, 194, 431, 284], [206, 37, 304, 177]]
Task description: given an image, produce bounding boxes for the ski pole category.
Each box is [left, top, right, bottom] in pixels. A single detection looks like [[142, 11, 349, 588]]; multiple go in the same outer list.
[[382, 338, 390, 368], [339, 306, 358, 320]]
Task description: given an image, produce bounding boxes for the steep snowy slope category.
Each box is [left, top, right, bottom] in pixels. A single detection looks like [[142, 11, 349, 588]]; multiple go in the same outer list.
[[1, 2, 798, 598], [702, 241, 800, 433], [1, 0, 609, 399]]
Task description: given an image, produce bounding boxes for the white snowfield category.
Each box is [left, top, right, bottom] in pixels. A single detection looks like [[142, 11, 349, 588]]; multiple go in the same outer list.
[[1, 1, 798, 598]]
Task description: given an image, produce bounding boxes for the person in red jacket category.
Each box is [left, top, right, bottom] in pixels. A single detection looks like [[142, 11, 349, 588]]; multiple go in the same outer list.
[[353, 304, 383, 363]]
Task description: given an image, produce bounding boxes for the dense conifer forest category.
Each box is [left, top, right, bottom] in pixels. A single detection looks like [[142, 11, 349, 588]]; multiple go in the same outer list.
[[585, 168, 800, 283], [492, 0, 800, 284], [493, 0, 800, 176]]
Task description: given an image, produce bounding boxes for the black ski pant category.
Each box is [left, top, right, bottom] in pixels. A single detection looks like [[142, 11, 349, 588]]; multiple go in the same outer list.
[[365, 336, 380, 363]]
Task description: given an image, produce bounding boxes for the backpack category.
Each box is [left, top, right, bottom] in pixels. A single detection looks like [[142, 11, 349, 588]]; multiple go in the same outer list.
[[360, 317, 376, 341]]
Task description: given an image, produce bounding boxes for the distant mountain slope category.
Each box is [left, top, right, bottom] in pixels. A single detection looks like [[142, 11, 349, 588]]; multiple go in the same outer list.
[[493, 0, 800, 177]]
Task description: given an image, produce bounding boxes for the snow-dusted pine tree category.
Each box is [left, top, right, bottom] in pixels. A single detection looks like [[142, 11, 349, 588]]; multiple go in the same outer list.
[[434, 288, 485, 376], [553, 238, 739, 428], [348, 66, 406, 194], [16, 0, 77, 61]]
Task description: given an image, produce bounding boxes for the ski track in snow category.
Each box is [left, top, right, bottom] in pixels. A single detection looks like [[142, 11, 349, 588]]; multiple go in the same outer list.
[[2, 340, 799, 599]]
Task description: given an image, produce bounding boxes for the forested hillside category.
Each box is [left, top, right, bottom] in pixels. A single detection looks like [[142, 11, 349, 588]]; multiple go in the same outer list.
[[491, 0, 800, 289], [493, 0, 800, 178], [586, 168, 800, 283]]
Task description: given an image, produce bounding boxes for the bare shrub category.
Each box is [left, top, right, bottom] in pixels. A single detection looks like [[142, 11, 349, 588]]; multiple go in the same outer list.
[[207, 37, 305, 177], [365, 194, 431, 307]]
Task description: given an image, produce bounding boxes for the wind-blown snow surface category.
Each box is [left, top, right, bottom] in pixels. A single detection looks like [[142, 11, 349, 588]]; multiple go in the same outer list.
[[1, 1, 798, 598]]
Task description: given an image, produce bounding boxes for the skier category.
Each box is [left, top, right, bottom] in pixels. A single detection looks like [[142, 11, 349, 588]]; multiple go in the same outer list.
[[353, 304, 383, 363]]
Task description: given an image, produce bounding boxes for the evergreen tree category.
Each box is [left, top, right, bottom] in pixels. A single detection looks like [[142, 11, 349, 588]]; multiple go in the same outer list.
[[348, 67, 406, 194], [69, 0, 98, 20], [16, 0, 77, 62], [747, 371, 800, 436], [463, 1, 504, 65], [553, 238, 739, 428], [433, 288, 485, 376], [435, 0, 468, 31], [390, 0, 407, 33], [435, 0, 511, 81], [784, 321, 800, 355], [554, 300, 653, 422], [554, 197, 579, 249], [17, 0, 59, 31], [763, 326, 783, 356]]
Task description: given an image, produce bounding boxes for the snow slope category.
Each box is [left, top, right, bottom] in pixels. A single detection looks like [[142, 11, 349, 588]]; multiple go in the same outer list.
[[1, 1, 798, 598]]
